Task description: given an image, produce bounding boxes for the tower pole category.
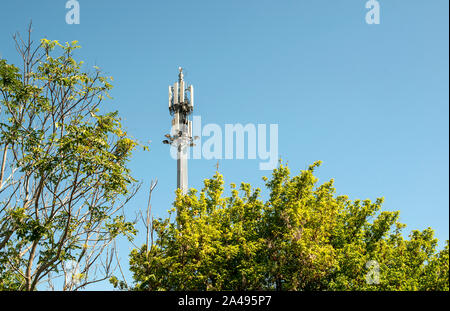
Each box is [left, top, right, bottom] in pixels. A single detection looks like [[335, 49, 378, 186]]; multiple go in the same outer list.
[[164, 67, 194, 194], [177, 134, 188, 193]]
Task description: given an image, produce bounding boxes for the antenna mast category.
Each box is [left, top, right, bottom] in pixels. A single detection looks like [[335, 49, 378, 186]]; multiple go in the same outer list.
[[163, 67, 195, 194]]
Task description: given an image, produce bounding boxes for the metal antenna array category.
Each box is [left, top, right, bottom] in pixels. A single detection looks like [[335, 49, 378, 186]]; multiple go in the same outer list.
[[163, 67, 196, 194]]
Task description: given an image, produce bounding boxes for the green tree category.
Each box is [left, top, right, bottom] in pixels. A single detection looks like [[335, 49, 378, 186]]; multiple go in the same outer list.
[[128, 161, 449, 291], [0, 27, 142, 290]]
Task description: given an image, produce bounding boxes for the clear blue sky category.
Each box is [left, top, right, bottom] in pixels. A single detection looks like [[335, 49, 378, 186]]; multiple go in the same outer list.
[[0, 0, 448, 290]]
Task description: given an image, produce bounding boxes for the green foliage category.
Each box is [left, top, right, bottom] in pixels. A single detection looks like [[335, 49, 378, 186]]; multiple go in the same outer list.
[[0, 36, 143, 290], [128, 162, 449, 291]]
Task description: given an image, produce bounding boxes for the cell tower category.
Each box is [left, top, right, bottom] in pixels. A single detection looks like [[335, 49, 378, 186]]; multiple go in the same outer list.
[[163, 67, 196, 194]]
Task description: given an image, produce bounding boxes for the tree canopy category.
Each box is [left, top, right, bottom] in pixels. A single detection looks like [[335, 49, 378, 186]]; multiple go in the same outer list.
[[128, 161, 449, 291], [0, 30, 142, 290]]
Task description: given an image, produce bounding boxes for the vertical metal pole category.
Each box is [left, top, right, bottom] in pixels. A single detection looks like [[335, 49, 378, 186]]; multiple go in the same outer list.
[[166, 67, 193, 195], [177, 140, 188, 194]]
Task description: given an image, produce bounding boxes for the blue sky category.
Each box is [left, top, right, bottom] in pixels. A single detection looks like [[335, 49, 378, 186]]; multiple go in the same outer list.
[[0, 0, 448, 290]]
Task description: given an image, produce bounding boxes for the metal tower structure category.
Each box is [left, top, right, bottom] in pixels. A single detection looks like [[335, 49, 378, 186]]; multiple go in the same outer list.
[[163, 67, 195, 194]]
